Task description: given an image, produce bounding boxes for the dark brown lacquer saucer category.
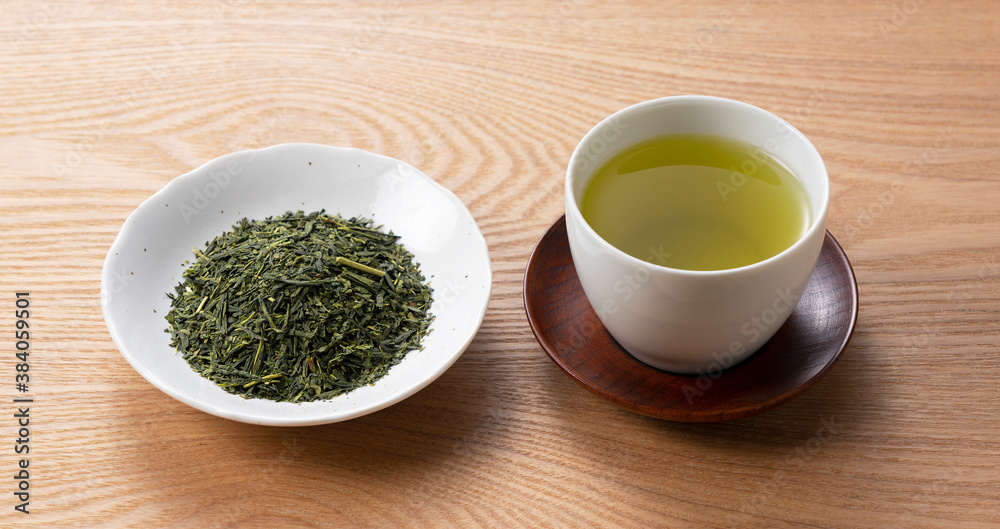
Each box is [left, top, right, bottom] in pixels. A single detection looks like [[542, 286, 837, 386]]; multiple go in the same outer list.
[[523, 215, 858, 422]]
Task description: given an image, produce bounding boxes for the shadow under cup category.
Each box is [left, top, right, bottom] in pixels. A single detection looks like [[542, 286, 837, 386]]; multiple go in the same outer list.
[[565, 96, 830, 374]]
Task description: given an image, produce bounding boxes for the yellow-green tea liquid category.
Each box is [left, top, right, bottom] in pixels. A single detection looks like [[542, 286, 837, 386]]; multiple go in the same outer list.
[[581, 133, 810, 271]]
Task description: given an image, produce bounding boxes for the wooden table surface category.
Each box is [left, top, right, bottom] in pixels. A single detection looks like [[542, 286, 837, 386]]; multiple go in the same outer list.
[[2, 1, 999, 527]]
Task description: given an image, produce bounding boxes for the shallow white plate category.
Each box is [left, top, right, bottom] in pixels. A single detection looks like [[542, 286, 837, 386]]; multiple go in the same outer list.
[[102, 144, 491, 426]]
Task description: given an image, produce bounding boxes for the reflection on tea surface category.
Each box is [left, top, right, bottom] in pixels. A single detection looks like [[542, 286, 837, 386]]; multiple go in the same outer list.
[[581, 133, 810, 271]]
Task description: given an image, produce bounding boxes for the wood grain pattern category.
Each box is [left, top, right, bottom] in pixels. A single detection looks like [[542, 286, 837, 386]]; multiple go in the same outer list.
[[2, 1, 999, 527]]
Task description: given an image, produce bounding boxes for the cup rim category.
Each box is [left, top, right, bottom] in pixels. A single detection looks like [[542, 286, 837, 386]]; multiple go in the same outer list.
[[565, 95, 831, 277]]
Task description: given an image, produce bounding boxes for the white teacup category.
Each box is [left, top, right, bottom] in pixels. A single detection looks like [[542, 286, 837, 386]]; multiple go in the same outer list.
[[565, 96, 830, 374]]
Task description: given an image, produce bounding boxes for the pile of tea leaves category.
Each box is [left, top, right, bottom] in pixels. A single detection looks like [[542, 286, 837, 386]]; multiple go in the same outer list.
[[164, 210, 433, 402]]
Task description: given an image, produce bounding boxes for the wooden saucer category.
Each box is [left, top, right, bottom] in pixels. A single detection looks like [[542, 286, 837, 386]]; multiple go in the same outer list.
[[523, 215, 858, 422]]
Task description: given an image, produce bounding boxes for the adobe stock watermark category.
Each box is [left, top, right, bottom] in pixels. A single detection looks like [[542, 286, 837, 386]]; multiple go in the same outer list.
[[770, 84, 827, 150], [101, 266, 134, 307], [213, 0, 244, 18], [177, 160, 243, 224], [716, 83, 827, 203], [489, 0, 589, 41], [901, 259, 1000, 352], [878, 0, 929, 40], [340, 1, 402, 61], [175, 107, 294, 223], [571, 116, 630, 175], [7, 1, 60, 52], [841, 127, 956, 243], [452, 404, 517, 457], [261, 438, 307, 474], [233, 108, 295, 151], [380, 160, 422, 192], [593, 245, 673, 321], [554, 314, 605, 355], [543, 0, 589, 32], [894, 463, 969, 522], [903, 126, 958, 176], [723, 416, 842, 527], [676, 0, 754, 66], [51, 64, 170, 178], [682, 286, 801, 403], [715, 144, 771, 202], [436, 276, 472, 306], [387, 74, 503, 191], [51, 119, 114, 178], [838, 182, 902, 243]]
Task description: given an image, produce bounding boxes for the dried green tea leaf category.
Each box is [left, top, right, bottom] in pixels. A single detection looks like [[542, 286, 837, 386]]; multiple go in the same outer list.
[[164, 210, 433, 402]]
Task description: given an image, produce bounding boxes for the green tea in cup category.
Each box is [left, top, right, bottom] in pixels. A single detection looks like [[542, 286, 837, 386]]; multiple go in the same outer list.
[[566, 96, 830, 373], [580, 132, 811, 271]]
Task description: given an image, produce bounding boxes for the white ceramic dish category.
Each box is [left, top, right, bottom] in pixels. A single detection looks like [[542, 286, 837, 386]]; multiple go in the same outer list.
[[102, 144, 491, 426]]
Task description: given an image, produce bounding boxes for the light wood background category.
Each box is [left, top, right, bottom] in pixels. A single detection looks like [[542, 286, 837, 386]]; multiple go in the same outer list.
[[2, 1, 999, 527]]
